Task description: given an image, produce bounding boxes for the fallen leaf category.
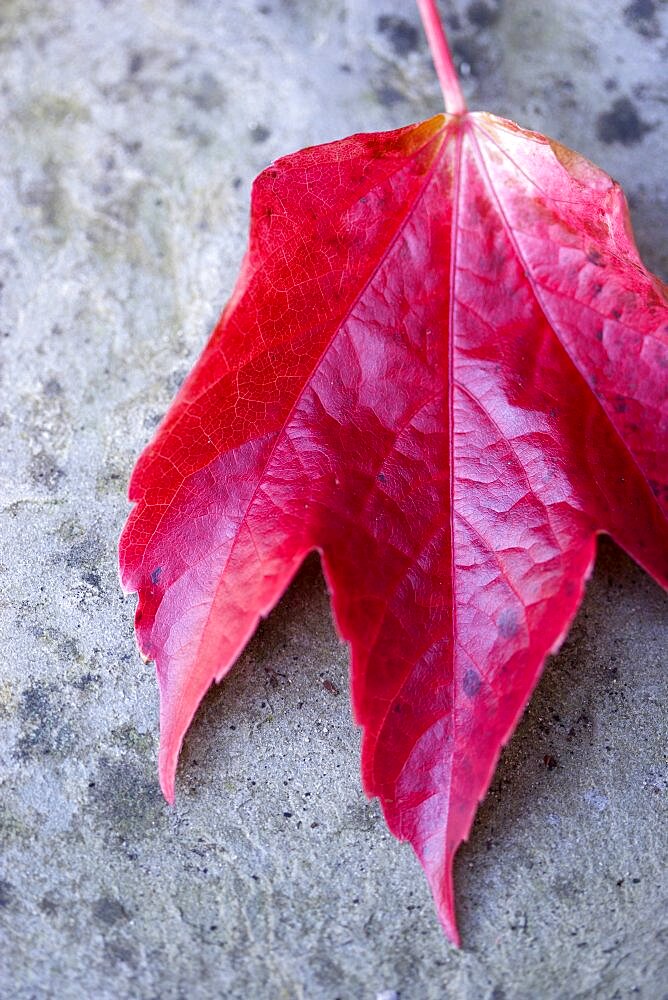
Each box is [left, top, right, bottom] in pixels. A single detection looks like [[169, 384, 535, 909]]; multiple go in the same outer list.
[[119, 0, 668, 943]]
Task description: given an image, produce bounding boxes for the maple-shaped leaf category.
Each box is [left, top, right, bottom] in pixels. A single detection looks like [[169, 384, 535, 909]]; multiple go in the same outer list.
[[119, 0, 668, 943]]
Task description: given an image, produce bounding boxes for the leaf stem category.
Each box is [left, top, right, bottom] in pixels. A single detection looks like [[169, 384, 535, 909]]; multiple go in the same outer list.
[[416, 0, 467, 116]]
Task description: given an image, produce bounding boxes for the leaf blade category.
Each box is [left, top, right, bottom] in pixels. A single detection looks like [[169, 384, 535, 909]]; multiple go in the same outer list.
[[119, 104, 668, 943]]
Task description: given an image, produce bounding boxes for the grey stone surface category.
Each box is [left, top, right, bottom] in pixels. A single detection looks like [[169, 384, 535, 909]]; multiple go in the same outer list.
[[0, 0, 666, 997]]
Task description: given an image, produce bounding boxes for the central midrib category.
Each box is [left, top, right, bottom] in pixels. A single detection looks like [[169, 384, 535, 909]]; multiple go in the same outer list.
[[443, 119, 466, 841]]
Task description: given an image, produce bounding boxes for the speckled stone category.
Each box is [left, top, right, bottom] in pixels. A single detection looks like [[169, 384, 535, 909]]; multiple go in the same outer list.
[[0, 2, 666, 997]]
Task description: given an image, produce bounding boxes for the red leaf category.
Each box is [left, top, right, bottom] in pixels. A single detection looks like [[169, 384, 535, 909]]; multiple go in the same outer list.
[[119, 0, 668, 944]]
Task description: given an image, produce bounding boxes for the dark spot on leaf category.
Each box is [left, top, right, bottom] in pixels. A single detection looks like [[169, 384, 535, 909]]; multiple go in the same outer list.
[[648, 479, 668, 504], [498, 608, 520, 639], [377, 15, 420, 56], [611, 308, 622, 320], [596, 98, 651, 146], [150, 566, 162, 585], [92, 896, 128, 925], [586, 249, 604, 266], [462, 668, 482, 698]]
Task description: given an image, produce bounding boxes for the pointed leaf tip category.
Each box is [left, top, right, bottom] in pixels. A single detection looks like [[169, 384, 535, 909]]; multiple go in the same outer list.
[[437, 896, 461, 949], [159, 761, 176, 806], [158, 732, 178, 805]]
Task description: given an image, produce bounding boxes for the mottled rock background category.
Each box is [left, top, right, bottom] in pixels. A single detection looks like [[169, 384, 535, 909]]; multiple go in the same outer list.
[[0, 1, 667, 997]]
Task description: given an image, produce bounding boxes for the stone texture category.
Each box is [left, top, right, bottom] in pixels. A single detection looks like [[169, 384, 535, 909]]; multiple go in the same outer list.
[[0, 1, 666, 997]]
